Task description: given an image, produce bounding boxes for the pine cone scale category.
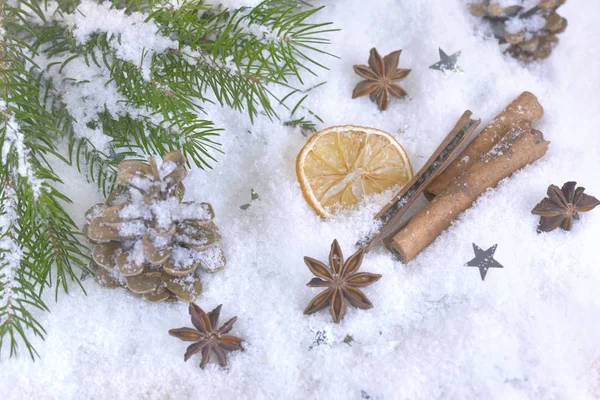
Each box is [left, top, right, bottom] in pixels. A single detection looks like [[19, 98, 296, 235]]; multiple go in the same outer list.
[[175, 221, 222, 251], [126, 270, 162, 294], [116, 250, 145, 276], [92, 242, 120, 270], [143, 232, 172, 265]]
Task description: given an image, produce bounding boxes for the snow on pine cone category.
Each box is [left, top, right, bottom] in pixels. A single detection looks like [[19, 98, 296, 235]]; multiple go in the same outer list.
[[84, 151, 226, 303], [470, 0, 568, 63]]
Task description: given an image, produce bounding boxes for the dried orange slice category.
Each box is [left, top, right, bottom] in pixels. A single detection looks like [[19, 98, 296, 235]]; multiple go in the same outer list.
[[296, 125, 413, 217]]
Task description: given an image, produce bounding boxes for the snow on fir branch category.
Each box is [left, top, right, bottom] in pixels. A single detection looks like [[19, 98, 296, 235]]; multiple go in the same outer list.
[[0, 187, 22, 329], [0, 114, 44, 198], [64, 0, 175, 80], [0, 184, 49, 361], [0, 0, 334, 358], [0, 8, 41, 198], [17, 0, 334, 192], [0, 8, 38, 356]]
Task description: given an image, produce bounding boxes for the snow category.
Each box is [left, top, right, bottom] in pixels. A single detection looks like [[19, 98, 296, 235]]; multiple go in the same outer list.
[[171, 245, 222, 271], [505, 13, 547, 35], [0, 187, 23, 327], [119, 195, 213, 232], [67, 0, 176, 79], [204, 0, 264, 8], [118, 219, 146, 237], [237, 19, 286, 42], [497, 0, 540, 8], [129, 239, 146, 266], [2, 0, 600, 399], [0, 114, 43, 197]]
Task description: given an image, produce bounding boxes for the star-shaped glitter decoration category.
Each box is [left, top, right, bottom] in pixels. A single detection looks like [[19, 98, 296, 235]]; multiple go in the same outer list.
[[429, 48, 463, 73], [465, 243, 503, 280], [240, 188, 259, 210]]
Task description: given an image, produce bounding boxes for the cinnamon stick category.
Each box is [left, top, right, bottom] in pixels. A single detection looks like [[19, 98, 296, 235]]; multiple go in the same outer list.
[[424, 91, 544, 198], [360, 111, 480, 252], [387, 121, 550, 263]]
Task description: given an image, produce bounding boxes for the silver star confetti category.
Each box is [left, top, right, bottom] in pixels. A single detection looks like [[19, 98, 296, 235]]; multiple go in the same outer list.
[[429, 48, 463, 73], [240, 188, 260, 210], [465, 243, 503, 280]]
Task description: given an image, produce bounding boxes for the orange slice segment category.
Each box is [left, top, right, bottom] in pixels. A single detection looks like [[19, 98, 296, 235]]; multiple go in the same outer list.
[[296, 125, 413, 217]]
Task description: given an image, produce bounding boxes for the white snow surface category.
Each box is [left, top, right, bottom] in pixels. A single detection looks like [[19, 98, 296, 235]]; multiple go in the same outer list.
[[3, 0, 600, 399]]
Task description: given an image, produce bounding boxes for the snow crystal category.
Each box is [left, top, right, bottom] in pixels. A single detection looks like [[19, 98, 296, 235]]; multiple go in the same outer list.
[[169, 244, 224, 271], [151, 200, 178, 230], [204, 0, 264, 8], [196, 246, 225, 272], [170, 245, 198, 268], [176, 202, 213, 221], [119, 202, 152, 220], [171, 273, 196, 289], [159, 161, 177, 179], [128, 176, 155, 193], [237, 20, 285, 42], [152, 235, 171, 248], [118, 220, 146, 237], [85, 203, 106, 222], [127, 239, 145, 267], [120, 195, 213, 230], [496, 0, 541, 9], [505, 13, 547, 35]]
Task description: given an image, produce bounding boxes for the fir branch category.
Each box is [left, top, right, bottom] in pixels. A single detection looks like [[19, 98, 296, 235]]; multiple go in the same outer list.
[[69, 135, 120, 196], [0, 182, 48, 360], [31, 19, 223, 179], [0, 1, 89, 359], [150, 0, 337, 120]]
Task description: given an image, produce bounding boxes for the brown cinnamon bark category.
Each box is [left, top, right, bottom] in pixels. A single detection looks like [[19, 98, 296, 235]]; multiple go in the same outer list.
[[360, 111, 480, 252], [387, 121, 550, 263], [424, 91, 543, 198]]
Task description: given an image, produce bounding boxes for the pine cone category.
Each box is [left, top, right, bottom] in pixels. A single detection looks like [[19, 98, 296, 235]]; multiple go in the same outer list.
[[470, 0, 568, 63], [84, 151, 226, 303]]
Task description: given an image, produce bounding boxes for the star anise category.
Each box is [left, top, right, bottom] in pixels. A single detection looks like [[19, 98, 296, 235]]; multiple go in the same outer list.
[[532, 181, 600, 232], [169, 303, 244, 369], [303, 240, 381, 323], [352, 48, 411, 111]]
